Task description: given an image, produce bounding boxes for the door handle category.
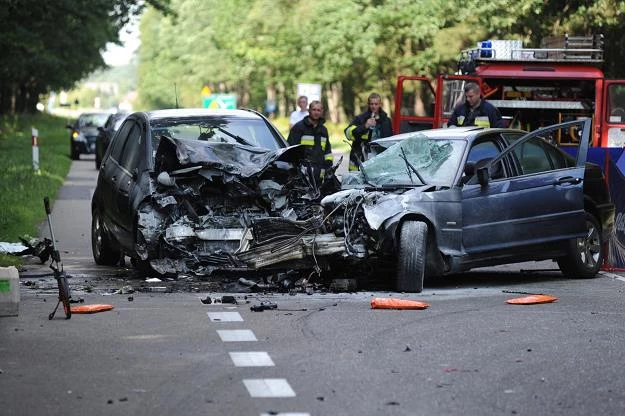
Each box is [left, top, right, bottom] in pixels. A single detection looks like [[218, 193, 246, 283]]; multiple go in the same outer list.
[[555, 176, 582, 185]]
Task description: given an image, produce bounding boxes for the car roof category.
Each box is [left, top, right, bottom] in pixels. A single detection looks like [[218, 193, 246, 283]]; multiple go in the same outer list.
[[372, 126, 528, 146], [144, 108, 262, 120]]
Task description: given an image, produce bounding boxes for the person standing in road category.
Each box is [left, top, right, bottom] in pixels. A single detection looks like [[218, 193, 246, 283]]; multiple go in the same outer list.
[[448, 82, 503, 128], [287, 100, 334, 186], [344, 92, 393, 171], [289, 96, 309, 129]]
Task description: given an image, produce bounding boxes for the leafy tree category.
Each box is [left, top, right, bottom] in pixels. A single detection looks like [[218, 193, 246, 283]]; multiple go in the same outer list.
[[0, 0, 171, 113]]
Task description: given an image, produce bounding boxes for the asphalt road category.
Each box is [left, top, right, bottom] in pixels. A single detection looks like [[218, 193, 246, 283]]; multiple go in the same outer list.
[[2, 156, 625, 416]]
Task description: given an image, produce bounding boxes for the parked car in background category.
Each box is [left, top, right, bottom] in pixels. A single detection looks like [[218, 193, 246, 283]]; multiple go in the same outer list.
[[95, 112, 128, 169], [91, 108, 340, 276], [67, 112, 110, 160], [319, 119, 614, 292]]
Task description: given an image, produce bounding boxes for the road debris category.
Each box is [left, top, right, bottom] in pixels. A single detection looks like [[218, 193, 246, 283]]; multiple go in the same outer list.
[[70, 304, 114, 314], [506, 295, 558, 305], [250, 301, 278, 312], [370, 297, 430, 310]]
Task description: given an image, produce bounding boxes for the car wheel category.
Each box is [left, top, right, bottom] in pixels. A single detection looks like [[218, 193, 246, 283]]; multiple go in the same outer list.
[[557, 213, 603, 278], [91, 209, 120, 265], [396, 220, 427, 293], [71, 148, 80, 160]]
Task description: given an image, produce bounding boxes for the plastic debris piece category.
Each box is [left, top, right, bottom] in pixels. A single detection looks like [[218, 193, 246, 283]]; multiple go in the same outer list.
[[506, 295, 558, 305], [221, 295, 237, 304], [250, 301, 277, 312], [70, 304, 114, 314], [371, 298, 429, 310]]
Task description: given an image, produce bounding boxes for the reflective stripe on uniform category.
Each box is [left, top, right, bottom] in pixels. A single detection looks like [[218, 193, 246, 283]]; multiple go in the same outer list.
[[300, 135, 330, 150], [300, 135, 315, 146], [346, 125, 368, 142], [474, 116, 490, 127]]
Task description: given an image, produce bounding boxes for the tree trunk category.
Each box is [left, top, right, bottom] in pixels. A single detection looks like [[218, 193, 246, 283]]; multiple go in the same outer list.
[[265, 84, 276, 119], [277, 82, 286, 118], [326, 82, 343, 124]]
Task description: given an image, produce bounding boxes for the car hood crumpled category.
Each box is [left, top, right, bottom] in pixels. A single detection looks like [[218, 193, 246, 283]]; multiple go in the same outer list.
[[154, 136, 303, 178], [137, 136, 343, 278]]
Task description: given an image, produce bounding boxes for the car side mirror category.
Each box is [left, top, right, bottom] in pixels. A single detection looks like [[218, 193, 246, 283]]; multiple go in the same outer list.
[[97, 126, 104, 132], [477, 166, 490, 186], [66, 124, 73, 129]]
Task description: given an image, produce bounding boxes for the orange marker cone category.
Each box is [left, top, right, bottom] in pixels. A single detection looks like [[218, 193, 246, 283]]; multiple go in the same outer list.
[[506, 295, 557, 305], [70, 304, 114, 314], [371, 297, 429, 310]]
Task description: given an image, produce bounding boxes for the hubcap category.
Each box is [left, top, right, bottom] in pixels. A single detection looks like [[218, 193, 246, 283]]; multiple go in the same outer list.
[[577, 220, 601, 268], [93, 215, 103, 257]]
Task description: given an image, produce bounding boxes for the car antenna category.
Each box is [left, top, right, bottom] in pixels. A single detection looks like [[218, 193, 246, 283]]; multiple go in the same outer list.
[[174, 83, 179, 108]]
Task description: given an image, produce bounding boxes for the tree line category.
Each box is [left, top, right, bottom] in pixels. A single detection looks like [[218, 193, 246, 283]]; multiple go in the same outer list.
[[0, 0, 169, 114], [1, 0, 624, 117], [137, 0, 625, 123]]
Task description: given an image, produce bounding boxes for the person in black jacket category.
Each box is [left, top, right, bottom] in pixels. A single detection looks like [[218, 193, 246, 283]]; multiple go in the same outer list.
[[344, 93, 393, 171], [287, 100, 334, 186], [448, 82, 503, 128]]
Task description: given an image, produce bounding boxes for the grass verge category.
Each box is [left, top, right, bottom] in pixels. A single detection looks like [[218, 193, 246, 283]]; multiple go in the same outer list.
[[0, 113, 71, 266]]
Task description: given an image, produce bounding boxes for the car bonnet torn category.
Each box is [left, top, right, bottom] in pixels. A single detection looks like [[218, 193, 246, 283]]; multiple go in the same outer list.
[[137, 136, 343, 275]]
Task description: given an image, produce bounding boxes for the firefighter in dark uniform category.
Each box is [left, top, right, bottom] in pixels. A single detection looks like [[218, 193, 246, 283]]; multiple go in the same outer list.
[[448, 82, 503, 128], [287, 100, 334, 186], [344, 92, 393, 171]]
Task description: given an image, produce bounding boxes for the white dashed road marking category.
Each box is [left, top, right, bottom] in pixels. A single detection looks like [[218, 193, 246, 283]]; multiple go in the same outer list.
[[243, 378, 296, 398], [217, 329, 258, 342], [600, 271, 625, 283], [207, 311, 244, 322], [229, 352, 275, 367]]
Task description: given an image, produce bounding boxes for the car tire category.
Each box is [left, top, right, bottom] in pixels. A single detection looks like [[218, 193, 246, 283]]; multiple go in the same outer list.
[[71, 148, 80, 160], [396, 220, 427, 293], [91, 209, 120, 265], [557, 213, 603, 278]]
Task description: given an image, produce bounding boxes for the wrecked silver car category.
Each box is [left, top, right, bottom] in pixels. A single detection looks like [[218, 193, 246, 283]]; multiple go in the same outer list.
[[319, 120, 614, 293], [91, 108, 341, 278]]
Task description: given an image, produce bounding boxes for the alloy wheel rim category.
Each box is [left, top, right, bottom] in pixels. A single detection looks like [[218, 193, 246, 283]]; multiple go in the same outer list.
[[577, 221, 600, 268]]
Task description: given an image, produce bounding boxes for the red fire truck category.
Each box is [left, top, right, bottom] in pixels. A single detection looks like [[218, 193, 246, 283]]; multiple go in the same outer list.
[[393, 35, 625, 148]]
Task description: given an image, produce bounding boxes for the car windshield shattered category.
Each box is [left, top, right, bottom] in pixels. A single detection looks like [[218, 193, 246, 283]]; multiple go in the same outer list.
[[342, 133, 466, 188], [150, 116, 283, 154]]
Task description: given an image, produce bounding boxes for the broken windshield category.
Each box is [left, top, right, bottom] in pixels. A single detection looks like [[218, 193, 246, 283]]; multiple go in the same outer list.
[[344, 133, 466, 187], [150, 116, 283, 151]]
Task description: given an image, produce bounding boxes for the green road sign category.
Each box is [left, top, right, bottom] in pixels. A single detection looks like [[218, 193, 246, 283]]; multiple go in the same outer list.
[[202, 94, 237, 109]]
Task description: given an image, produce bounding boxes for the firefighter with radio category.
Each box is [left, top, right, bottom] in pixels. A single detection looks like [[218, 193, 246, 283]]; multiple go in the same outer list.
[[448, 82, 504, 128], [344, 92, 393, 171]]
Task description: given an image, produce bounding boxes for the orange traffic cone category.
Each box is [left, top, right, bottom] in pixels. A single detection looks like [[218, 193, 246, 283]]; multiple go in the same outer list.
[[371, 297, 429, 310], [70, 304, 114, 314], [505, 295, 557, 305]]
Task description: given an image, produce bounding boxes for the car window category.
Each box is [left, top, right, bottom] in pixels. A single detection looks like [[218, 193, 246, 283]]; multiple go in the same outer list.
[[119, 124, 143, 172], [78, 113, 109, 128], [463, 139, 506, 182], [466, 140, 500, 163], [512, 137, 554, 174], [110, 120, 133, 162]]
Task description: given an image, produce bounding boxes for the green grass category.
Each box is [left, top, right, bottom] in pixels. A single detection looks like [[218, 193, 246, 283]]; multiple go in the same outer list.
[[0, 113, 71, 265]]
